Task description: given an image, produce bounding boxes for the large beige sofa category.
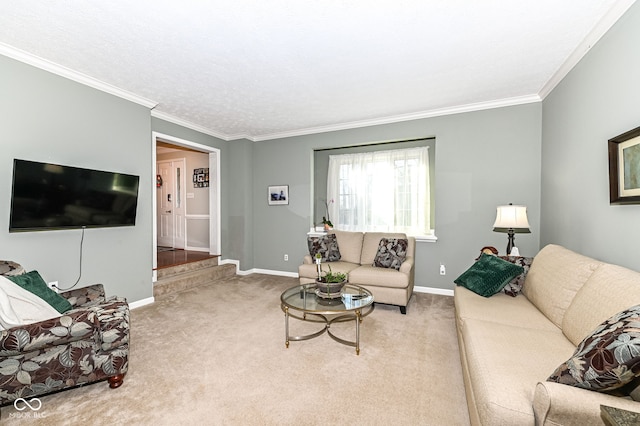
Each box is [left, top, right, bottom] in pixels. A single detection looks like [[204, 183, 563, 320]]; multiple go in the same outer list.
[[455, 244, 640, 425], [298, 230, 415, 313]]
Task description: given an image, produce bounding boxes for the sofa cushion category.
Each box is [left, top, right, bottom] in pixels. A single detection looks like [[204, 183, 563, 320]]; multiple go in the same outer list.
[[349, 265, 410, 289], [307, 234, 341, 262], [360, 232, 407, 265], [548, 305, 640, 392], [563, 263, 640, 346], [454, 254, 524, 297], [330, 230, 363, 264], [523, 244, 602, 328], [498, 256, 533, 297], [6, 270, 73, 314], [460, 318, 575, 425], [454, 286, 561, 334], [298, 261, 361, 281], [373, 238, 408, 270]]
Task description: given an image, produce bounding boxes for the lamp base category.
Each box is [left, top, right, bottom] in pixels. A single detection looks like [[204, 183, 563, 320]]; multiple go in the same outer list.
[[506, 229, 515, 256]]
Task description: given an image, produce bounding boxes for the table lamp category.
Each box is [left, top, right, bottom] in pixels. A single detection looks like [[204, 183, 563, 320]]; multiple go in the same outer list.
[[493, 203, 530, 255]]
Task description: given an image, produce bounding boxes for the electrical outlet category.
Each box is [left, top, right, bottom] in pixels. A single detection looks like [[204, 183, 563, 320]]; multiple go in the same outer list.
[[439, 264, 446, 275], [48, 281, 59, 293], [284, 254, 289, 261]]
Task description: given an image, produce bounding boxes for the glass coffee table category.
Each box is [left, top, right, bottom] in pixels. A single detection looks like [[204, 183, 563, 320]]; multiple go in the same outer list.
[[280, 283, 374, 355]]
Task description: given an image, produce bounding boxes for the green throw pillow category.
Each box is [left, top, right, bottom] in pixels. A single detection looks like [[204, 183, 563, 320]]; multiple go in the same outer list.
[[6, 270, 72, 313], [454, 253, 524, 297]]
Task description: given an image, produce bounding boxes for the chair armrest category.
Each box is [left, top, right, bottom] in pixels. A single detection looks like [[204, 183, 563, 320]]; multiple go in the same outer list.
[[399, 256, 414, 275], [533, 381, 640, 426], [91, 297, 130, 351], [303, 255, 313, 265], [61, 284, 106, 308], [0, 308, 99, 355]]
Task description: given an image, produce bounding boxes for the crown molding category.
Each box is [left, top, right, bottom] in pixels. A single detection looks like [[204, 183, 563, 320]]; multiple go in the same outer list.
[[538, 0, 636, 100], [150, 110, 232, 141], [251, 94, 541, 141], [0, 42, 158, 109]]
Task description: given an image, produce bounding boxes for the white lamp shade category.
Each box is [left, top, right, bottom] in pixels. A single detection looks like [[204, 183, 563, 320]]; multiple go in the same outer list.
[[493, 204, 530, 231]]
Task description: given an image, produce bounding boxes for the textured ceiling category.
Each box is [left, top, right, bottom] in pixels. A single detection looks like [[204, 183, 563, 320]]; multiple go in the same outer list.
[[0, 1, 635, 141]]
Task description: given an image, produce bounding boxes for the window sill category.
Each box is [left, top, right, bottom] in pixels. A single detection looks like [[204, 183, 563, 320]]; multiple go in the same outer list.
[[308, 228, 438, 242]]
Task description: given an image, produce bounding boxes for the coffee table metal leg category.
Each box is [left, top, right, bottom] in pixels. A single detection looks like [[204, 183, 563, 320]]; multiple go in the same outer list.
[[284, 306, 290, 348], [355, 309, 361, 355]]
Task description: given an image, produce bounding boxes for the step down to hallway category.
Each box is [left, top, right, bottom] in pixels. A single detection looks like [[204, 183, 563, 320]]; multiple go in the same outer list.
[[154, 258, 236, 297]]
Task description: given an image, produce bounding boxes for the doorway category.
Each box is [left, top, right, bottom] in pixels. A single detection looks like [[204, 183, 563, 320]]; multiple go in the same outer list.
[[152, 132, 221, 280]]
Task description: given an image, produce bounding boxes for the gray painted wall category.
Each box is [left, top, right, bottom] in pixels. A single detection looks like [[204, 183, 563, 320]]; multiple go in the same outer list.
[[541, 2, 640, 271], [251, 103, 542, 291], [227, 139, 254, 267], [0, 57, 231, 304], [0, 55, 153, 302]]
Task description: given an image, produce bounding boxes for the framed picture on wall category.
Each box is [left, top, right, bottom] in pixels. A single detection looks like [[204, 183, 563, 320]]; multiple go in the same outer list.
[[193, 168, 209, 188], [268, 185, 289, 205], [609, 125, 640, 204]]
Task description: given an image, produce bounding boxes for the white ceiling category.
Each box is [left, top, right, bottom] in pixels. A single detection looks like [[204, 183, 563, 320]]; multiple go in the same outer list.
[[0, 1, 635, 141]]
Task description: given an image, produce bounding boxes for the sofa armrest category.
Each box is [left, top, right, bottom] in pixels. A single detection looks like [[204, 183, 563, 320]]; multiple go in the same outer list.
[[533, 381, 640, 426], [0, 308, 100, 355], [399, 256, 414, 275], [303, 255, 313, 265], [91, 297, 130, 351], [61, 283, 106, 308]]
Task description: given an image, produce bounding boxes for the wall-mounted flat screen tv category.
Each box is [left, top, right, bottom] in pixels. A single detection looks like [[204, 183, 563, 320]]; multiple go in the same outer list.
[[9, 159, 140, 232]]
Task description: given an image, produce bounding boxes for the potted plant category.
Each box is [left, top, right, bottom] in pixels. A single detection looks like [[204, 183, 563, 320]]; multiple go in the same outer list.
[[315, 265, 347, 298], [322, 216, 333, 231], [321, 199, 334, 231]]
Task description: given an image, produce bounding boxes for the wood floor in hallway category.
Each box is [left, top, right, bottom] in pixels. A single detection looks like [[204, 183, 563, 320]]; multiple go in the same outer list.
[[156, 248, 217, 269]]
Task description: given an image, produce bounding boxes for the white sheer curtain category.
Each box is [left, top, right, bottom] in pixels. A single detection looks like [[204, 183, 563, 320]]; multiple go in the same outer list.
[[326, 146, 429, 235]]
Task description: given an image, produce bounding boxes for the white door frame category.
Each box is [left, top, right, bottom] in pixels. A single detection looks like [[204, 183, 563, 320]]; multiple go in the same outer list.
[[152, 131, 221, 280]]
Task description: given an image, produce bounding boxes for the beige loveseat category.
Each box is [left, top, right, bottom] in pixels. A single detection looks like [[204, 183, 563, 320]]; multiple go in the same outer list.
[[455, 244, 640, 425], [298, 230, 416, 314]]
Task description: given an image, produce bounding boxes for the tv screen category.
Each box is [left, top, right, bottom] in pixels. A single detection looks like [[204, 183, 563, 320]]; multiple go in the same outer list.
[[10, 159, 140, 232]]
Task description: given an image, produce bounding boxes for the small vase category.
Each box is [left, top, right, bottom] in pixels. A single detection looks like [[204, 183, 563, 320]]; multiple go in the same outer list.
[[324, 223, 331, 231]]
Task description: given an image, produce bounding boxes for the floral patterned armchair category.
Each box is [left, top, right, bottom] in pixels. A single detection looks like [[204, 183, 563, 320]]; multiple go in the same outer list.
[[0, 264, 129, 406]]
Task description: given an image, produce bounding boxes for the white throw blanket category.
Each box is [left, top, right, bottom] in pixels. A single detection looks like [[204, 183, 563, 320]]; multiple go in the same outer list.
[[0, 275, 60, 330]]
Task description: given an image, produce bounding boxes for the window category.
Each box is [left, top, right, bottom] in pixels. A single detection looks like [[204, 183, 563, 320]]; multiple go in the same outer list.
[[326, 146, 430, 235]]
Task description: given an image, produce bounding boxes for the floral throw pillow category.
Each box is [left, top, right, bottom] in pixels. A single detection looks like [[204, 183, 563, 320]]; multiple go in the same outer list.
[[498, 256, 533, 297], [373, 238, 408, 270], [547, 305, 640, 392], [0, 261, 25, 277], [307, 234, 341, 262]]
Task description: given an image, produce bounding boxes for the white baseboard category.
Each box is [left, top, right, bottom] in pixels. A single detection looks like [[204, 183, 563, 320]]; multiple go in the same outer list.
[[217, 259, 454, 296], [248, 268, 298, 278], [129, 297, 155, 309], [219, 259, 298, 278], [185, 246, 210, 252]]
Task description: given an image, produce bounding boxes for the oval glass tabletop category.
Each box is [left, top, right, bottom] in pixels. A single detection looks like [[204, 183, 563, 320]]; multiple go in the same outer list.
[[281, 283, 374, 313]]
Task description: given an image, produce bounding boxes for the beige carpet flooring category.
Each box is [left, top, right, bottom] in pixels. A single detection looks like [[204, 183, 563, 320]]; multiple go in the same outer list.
[[1, 274, 470, 425]]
